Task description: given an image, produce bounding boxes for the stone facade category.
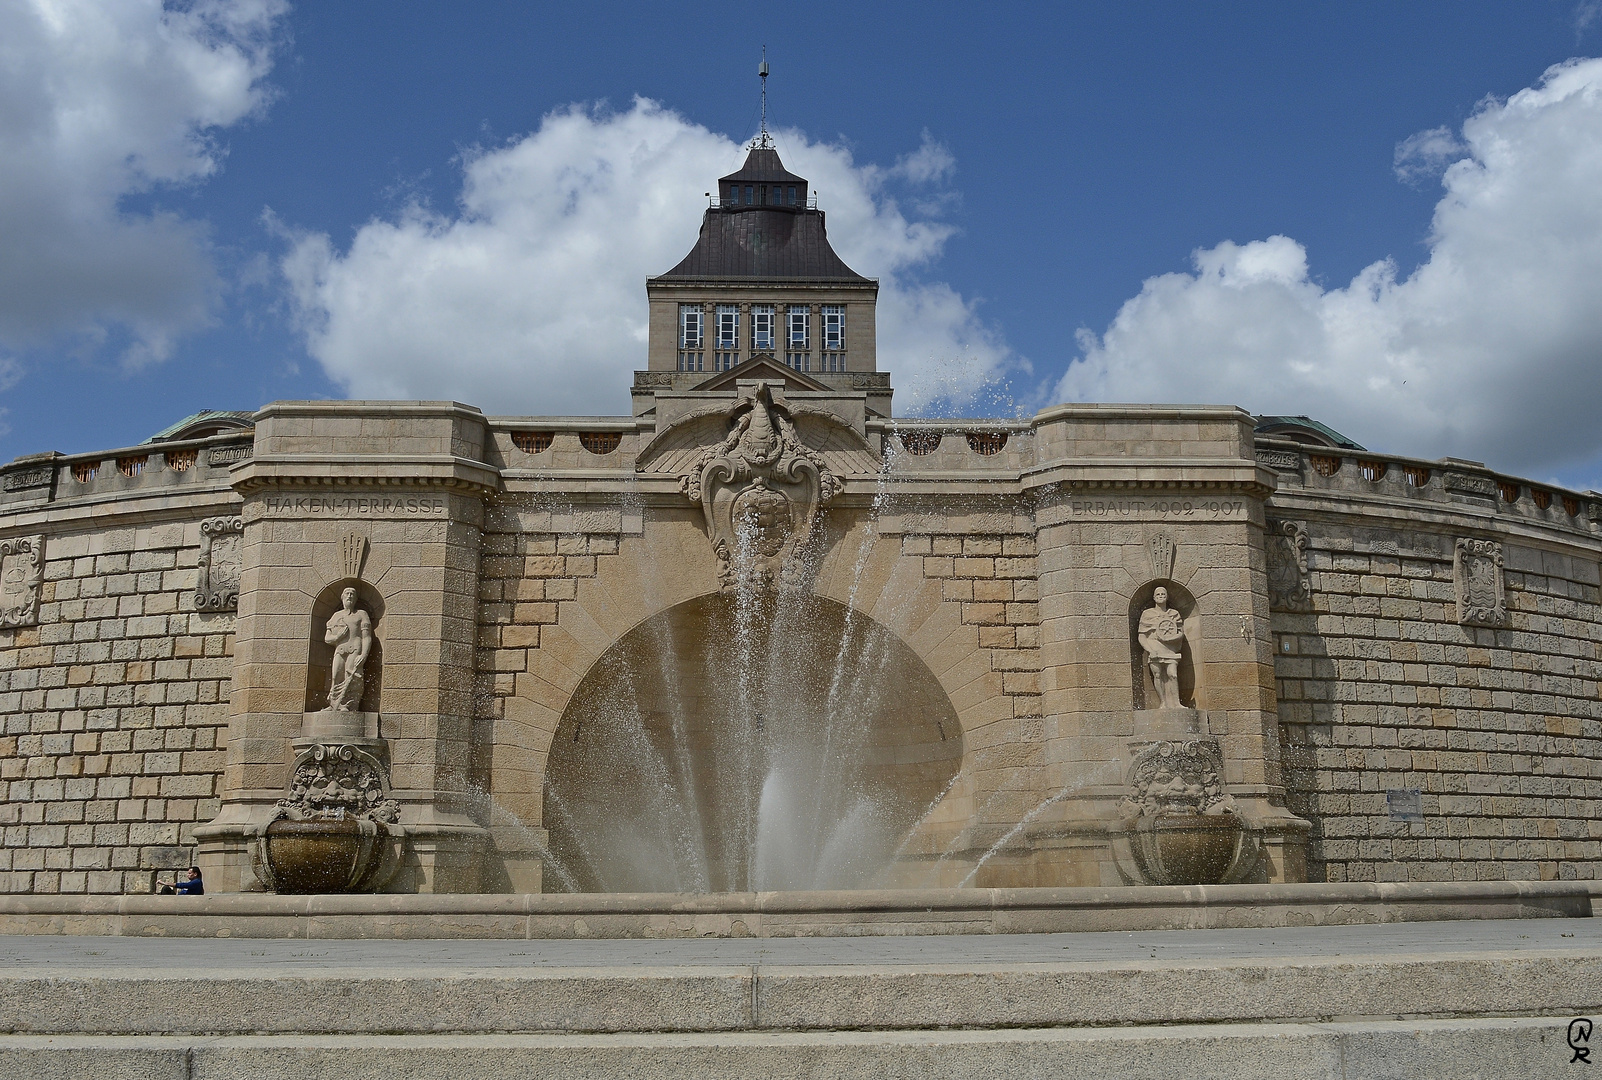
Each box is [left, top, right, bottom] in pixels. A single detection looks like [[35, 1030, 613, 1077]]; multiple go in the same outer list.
[[1265, 442, 1602, 883], [5, 139, 1602, 895], [0, 434, 248, 894], [2, 404, 1601, 893]]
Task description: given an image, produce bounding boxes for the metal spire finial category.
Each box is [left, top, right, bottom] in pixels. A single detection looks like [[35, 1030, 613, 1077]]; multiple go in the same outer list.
[[752, 47, 774, 150]]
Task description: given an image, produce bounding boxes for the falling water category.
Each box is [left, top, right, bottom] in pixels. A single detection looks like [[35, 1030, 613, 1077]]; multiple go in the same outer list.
[[539, 433, 966, 893]]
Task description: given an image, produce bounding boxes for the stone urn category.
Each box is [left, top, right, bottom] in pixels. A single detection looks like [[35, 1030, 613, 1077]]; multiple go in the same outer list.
[[1128, 812, 1243, 886], [1120, 738, 1246, 886], [259, 816, 392, 894], [253, 716, 403, 893]]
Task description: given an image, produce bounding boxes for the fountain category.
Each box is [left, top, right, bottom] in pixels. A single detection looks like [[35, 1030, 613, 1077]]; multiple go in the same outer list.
[[254, 571, 405, 893], [181, 138, 1316, 897], [541, 391, 964, 892], [543, 591, 962, 893]]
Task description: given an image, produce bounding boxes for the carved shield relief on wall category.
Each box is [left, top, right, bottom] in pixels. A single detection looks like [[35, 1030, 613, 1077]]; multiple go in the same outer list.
[[195, 516, 244, 611], [1266, 520, 1311, 612], [680, 384, 843, 591], [1454, 537, 1505, 626], [0, 534, 43, 628]]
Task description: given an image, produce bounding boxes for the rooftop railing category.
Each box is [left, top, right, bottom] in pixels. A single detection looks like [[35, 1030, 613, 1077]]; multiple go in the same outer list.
[[0, 431, 255, 507], [708, 193, 820, 210], [1255, 436, 1599, 533]]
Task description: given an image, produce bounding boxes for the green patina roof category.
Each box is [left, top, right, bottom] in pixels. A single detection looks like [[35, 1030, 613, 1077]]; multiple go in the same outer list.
[[1254, 415, 1364, 451], [144, 410, 256, 443]]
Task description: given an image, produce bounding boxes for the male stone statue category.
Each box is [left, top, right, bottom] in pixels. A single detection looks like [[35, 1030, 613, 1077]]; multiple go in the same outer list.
[[325, 587, 373, 712], [1138, 586, 1185, 710]]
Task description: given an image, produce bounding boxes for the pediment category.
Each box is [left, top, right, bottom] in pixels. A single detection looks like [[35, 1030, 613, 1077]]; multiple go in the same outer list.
[[692, 354, 830, 394]]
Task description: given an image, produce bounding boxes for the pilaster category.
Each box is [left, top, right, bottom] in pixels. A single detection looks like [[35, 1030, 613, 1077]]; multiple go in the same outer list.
[[1015, 404, 1308, 886]]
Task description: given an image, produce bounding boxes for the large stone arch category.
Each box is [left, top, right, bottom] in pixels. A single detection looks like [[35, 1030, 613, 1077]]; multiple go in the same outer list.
[[483, 505, 1011, 889], [541, 589, 964, 892]]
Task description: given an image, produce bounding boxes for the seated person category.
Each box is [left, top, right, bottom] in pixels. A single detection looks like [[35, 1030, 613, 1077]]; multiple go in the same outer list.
[[154, 866, 204, 895]]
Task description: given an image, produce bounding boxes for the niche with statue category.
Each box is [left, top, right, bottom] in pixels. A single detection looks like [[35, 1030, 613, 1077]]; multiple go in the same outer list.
[[1115, 578, 1249, 885], [1127, 579, 1200, 711], [303, 579, 385, 716], [255, 551, 403, 894]]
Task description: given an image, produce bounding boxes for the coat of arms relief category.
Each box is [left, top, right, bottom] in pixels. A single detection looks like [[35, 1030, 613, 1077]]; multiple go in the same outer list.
[[0, 534, 43, 629], [680, 384, 844, 591]]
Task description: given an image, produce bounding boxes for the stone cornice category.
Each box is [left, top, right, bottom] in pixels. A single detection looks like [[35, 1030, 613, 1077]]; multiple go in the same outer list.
[[1032, 402, 1256, 425], [0, 487, 242, 535], [1022, 460, 1277, 499], [232, 455, 503, 498], [1269, 487, 1602, 558], [251, 400, 486, 422]]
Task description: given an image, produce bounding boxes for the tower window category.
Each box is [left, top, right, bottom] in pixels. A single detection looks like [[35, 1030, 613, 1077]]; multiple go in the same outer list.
[[787, 185, 797, 205], [752, 306, 774, 351], [787, 308, 809, 349], [717, 305, 739, 349], [823, 305, 845, 351], [745, 185, 753, 204], [678, 305, 703, 349]]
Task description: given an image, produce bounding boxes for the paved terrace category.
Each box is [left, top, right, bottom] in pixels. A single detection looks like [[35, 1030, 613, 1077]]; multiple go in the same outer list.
[[2, 917, 1599, 1078]]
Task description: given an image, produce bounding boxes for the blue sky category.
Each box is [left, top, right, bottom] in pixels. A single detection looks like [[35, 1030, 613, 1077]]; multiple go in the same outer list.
[[4, 1, 1602, 486]]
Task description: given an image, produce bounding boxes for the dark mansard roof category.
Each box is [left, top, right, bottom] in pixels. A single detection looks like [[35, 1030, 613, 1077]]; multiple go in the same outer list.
[[656, 209, 869, 280], [654, 147, 870, 282]]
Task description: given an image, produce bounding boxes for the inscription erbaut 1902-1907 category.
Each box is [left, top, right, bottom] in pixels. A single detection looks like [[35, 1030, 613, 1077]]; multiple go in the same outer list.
[[1069, 498, 1246, 518]]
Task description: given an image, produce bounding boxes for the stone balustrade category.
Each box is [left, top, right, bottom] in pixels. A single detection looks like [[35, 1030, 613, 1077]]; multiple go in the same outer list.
[[0, 435, 254, 511], [1256, 436, 1598, 538]]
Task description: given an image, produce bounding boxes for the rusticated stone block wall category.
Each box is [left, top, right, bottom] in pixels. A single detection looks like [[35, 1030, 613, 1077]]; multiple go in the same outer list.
[[0, 522, 235, 894], [902, 531, 1042, 725], [1274, 532, 1602, 883]]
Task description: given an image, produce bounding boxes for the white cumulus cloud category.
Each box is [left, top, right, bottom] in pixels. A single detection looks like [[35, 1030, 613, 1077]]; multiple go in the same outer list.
[[0, 0, 286, 367], [281, 99, 1011, 417], [1056, 57, 1602, 479]]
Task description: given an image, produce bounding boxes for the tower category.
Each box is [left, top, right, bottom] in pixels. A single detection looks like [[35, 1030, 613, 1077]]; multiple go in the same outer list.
[[636, 64, 888, 416]]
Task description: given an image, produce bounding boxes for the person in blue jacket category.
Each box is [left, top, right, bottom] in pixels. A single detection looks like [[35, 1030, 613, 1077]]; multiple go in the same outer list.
[[155, 866, 204, 895]]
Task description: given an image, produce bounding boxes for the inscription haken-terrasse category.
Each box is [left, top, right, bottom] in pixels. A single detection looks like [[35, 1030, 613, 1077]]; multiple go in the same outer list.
[[262, 496, 448, 516], [1069, 499, 1247, 518]]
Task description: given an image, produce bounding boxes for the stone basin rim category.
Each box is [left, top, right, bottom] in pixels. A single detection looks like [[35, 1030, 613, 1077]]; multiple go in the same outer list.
[[0, 879, 1591, 919]]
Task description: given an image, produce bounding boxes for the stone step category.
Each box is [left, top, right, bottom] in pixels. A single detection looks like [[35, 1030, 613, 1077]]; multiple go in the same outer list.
[[2, 920, 1599, 1036], [0, 1018, 1585, 1080], [0, 879, 1590, 940]]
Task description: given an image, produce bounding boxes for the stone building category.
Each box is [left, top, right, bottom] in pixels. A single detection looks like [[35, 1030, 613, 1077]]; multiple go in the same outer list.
[[1, 143, 1599, 895]]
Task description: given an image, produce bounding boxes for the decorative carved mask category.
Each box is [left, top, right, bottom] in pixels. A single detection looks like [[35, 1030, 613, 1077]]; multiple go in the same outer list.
[[1125, 739, 1235, 818]]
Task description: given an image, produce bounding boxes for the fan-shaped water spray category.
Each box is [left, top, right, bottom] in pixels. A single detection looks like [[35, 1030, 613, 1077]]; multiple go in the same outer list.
[[542, 589, 962, 892]]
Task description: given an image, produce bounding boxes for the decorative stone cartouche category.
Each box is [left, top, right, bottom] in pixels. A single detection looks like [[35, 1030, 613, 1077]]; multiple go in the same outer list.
[[681, 383, 842, 592]]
